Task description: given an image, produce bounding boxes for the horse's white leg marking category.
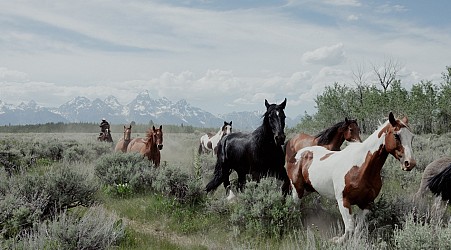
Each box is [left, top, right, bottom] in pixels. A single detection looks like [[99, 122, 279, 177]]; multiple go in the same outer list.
[[226, 189, 236, 202], [355, 208, 370, 235], [333, 197, 354, 243], [291, 180, 300, 204]]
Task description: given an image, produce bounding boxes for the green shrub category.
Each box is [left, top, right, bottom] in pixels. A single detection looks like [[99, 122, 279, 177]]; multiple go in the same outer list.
[[153, 164, 205, 205], [229, 178, 300, 239], [393, 213, 451, 249], [94, 153, 155, 193], [0, 163, 98, 239], [3, 206, 125, 250]]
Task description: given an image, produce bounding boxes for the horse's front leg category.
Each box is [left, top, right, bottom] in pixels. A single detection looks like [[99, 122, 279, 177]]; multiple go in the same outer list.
[[333, 197, 354, 243]]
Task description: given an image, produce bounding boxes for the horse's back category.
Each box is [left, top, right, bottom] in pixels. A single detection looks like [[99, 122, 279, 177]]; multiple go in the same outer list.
[[416, 156, 451, 198], [127, 138, 145, 152]]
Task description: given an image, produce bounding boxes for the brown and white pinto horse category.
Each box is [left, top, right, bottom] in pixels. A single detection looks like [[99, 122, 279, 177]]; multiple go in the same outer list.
[[285, 118, 361, 182], [198, 121, 232, 155], [127, 125, 163, 167], [291, 112, 416, 243], [114, 125, 132, 152]]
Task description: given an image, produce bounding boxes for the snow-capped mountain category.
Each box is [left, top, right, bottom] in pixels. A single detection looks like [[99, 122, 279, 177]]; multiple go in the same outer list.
[[0, 91, 296, 130]]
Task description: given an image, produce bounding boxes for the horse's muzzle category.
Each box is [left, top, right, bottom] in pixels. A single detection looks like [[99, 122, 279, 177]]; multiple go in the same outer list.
[[274, 134, 286, 146], [158, 144, 163, 150], [401, 158, 416, 171]]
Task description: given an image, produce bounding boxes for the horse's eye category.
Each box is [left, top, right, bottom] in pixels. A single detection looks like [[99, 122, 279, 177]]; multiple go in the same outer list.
[[394, 134, 400, 140]]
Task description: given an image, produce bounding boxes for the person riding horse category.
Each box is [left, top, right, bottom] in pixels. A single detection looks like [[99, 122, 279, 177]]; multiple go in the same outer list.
[[100, 118, 110, 134]]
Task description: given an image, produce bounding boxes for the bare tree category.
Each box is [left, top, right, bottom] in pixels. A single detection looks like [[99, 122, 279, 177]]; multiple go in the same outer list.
[[371, 58, 402, 92]]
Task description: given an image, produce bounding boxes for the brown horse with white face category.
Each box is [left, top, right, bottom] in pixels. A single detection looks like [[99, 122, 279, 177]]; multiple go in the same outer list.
[[285, 118, 361, 191], [127, 125, 163, 167], [114, 125, 132, 152], [290, 112, 415, 243]]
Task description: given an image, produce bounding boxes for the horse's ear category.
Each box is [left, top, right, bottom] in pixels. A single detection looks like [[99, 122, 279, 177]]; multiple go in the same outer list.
[[265, 99, 270, 108], [279, 98, 287, 109], [224, 121, 227, 126], [153, 125, 156, 131], [401, 116, 409, 125], [388, 112, 397, 126], [230, 121, 232, 125], [159, 125, 162, 130], [345, 117, 349, 123]]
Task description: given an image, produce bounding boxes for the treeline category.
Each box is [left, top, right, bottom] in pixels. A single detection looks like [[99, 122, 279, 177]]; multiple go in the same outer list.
[[0, 121, 210, 134], [292, 66, 451, 135]]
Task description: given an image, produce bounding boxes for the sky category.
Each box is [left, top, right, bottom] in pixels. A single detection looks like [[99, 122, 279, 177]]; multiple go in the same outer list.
[[1, 0, 450, 118]]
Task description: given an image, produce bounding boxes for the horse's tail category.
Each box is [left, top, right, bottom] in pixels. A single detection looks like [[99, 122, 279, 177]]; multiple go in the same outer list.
[[198, 142, 203, 155], [205, 139, 227, 193], [427, 163, 451, 201]]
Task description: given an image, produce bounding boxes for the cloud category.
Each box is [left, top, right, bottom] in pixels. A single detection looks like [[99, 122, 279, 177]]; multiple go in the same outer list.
[[347, 14, 359, 21], [0, 67, 28, 82], [302, 43, 346, 66], [375, 4, 408, 14]]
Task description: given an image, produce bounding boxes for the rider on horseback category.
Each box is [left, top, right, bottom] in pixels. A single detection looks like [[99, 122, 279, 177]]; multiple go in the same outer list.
[[100, 118, 110, 135]]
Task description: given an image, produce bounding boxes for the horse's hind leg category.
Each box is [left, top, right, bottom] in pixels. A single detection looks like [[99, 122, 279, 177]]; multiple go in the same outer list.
[[237, 171, 247, 192]]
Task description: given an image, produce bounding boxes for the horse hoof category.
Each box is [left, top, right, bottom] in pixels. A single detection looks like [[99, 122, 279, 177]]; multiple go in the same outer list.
[[330, 235, 345, 244]]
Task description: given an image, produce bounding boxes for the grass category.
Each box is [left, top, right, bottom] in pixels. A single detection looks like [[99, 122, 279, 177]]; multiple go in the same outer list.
[[2, 132, 451, 249]]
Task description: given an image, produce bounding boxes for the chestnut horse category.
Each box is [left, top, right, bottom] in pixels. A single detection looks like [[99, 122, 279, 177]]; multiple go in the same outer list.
[[127, 125, 163, 167], [415, 156, 451, 202], [114, 125, 132, 152], [291, 112, 416, 243], [198, 121, 232, 155], [285, 118, 361, 196]]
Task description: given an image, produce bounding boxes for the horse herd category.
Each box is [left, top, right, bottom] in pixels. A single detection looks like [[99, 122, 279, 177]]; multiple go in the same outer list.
[[109, 98, 451, 243]]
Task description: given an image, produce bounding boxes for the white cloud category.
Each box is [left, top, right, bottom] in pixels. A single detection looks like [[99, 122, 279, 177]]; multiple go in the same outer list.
[[347, 14, 359, 21], [0, 67, 28, 82], [302, 43, 346, 66]]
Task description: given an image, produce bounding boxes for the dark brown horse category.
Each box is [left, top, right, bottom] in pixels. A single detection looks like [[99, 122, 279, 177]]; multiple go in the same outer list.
[[114, 125, 132, 152], [415, 156, 451, 202], [127, 125, 163, 167], [285, 118, 361, 174], [97, 128, 113, 143]]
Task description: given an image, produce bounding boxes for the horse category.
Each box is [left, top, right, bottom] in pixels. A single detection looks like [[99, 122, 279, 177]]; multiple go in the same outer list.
[[290, 112, 416, 243], [205, 98, 290, 197], [198, 121, 233, 155], [127, 125, 163, 167], [114, 125, 132, 152], [415, 156, 451, 202], [97, 128, 113, 143], [285, 118, 361, 190]]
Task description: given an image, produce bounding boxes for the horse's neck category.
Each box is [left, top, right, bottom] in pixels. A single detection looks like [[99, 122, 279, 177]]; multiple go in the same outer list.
[[357, 123, 390, 179], [326, 132, 345, 151], [254, 124, 276, 145]]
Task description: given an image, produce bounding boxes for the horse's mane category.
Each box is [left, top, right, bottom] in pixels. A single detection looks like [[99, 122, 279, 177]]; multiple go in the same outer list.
[[315, 120, 352, 145]]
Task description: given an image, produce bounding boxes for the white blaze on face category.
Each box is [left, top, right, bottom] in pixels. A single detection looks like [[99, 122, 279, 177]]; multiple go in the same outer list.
[[399, 127, 414, 168]]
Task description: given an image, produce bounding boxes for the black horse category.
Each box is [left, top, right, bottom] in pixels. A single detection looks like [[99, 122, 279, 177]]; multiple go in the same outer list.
[[205, 98, 290, 196], [427, 159, 451, 202]]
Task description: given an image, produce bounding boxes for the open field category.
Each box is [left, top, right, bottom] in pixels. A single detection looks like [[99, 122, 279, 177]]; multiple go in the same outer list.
[[1, 131, 450, 249]]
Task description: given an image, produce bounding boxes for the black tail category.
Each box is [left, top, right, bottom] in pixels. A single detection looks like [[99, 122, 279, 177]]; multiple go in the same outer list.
[[205, 138, 227, 193], [198, 143, 203, 155], [427, 163, 451, 201], [205, 160, 224, 193]]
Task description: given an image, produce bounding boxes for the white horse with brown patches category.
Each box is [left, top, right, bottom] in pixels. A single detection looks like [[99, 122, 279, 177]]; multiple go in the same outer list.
[[290, 112, 416, 243], [198, 121, 232, 155]]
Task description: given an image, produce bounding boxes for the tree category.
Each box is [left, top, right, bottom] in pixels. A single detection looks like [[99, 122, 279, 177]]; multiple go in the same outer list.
[[437, 66, 451, 133], [371, 58, 402, 92]]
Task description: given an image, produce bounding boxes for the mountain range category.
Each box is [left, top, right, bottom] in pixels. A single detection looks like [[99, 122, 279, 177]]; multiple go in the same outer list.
[[0, 91, 298, 131]]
